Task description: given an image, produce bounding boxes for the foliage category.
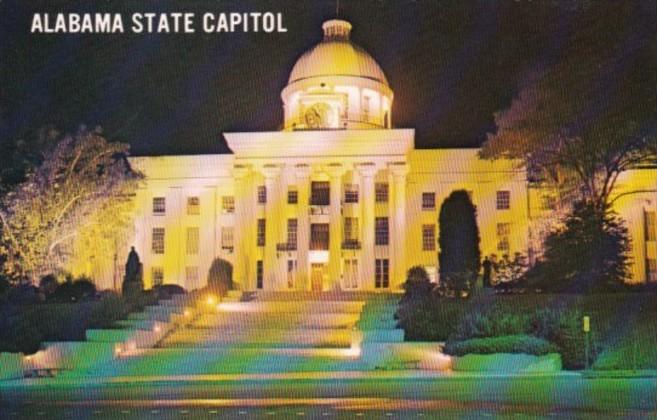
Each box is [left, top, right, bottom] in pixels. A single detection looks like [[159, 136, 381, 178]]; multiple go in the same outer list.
[[444, 335, 558, 357], [52, 277, 97, 302], [207, 258, 233, 296], [401, 266, 434, 303], [438, 190, 481, 293], [480, 2, 656, 210], [396, 296, 467, 341], [38, 274, 59, 296], [525, 201, 630, 293], [0, 126, 141, 283], [493, 253, 529, 286]]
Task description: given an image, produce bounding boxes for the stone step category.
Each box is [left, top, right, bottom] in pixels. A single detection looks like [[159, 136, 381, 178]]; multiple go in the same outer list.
[[215, 301, 366, 314], [160, 329, 354, 348], [253, 291, 400, 302], [192, 313, 359, 329]]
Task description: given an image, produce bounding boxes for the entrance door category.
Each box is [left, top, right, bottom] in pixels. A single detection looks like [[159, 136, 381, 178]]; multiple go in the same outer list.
[[311, 263, 324, 292]]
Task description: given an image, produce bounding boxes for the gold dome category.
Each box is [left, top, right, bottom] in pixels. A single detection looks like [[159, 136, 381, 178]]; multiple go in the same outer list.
[[288, 20, 389, 85]]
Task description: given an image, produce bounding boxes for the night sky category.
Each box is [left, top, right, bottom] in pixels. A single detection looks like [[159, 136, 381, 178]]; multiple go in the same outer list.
[[0, 0, 654, 156]]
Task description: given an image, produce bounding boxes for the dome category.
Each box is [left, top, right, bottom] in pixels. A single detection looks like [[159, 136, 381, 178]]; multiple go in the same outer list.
[[288, 20, 389, 86]]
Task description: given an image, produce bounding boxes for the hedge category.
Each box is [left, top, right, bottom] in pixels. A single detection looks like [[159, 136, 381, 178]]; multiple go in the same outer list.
[[444, 334, 558, 357]]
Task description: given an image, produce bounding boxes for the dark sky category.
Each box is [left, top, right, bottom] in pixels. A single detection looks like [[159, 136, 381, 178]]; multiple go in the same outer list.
[[0, 0, 653, 156]]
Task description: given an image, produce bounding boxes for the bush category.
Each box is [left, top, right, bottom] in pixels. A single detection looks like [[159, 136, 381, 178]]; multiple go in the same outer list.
[[396, 297, 466, 341], [7, 284, 39, 305], [452, 311, 532, 341], [88, 293, 131, 329], [444, 334, 558, 357], [52, 277, 97, 302], [207, 258, 233, 296], [39, 274, 59, 297], [401, 266, 434, 303]]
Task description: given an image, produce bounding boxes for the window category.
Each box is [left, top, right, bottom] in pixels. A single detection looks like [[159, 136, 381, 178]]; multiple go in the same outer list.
[[311, 181, 330, 205], [375, 259, 389, 288], [344, 217, 359, 242], [186, 227, 199, 255], [287, 219, 298, 248], [344, 184, 359, 203], [257, 219, 266, 247], [310, 223, 330, 250], [222, 196, 235, 214], [496, 191, 510, 210], [187, 196, 200, 215], [422, 192, 436, 210], [152, 197, 166, 215], [363, 95, 370, 122], [221, 227, 234, 251], [645, 211, 656, 242], [257, 185, 267, 204], [375, 217, 389, 245], [375, 183, 389, 203], [541, 195, 557, 211], [256, 261, 264, 289], [422, 224, 436, 251], [344, 259, 358, 289], [151, 267, 164, 286], [497, 222, 511, 253], [647, 259, 657, 282], [288, 188, 298, 204], [152, 228, 165, 254], [185, 266, 199, 286], [287, 260, 297, 289]]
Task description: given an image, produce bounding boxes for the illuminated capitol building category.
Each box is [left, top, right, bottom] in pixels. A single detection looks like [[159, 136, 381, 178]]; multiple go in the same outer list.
[[103, 19, 655, 292]]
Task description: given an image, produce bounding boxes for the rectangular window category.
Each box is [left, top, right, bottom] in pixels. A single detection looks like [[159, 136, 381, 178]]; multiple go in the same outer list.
[[311, 181, 330, 205], [497, 222, 511, 253], [256, 260, 264, 289], [257, 185, 267, 204], [375, 259, 389, 288], [422, 192, 436, 210], [152, 228, 165, 254], [185, 266, 199, 286], [375, 217, 389, 245], [344, 259, 358, 289], [310, 223, 330, 250], [152, 197, 166, 215], [287, 219, 298, 248], [344, 217, 359, 242], [257, 219, 266, 247], [221, 227, 234, 251], [422, 224, 436, 251], [288, 188, 298, 204], [647, 259, 657, 282], [287, 259, 297, 289], [375, 183, 389, 203], [645, 211, 656, 242], [344, 184, 359, 203], [151, 267, 164, 286], [496, 191, 511, 210], [186, 227, 199, 255], [187, 196, 200, 215], [222, 196, 235, 214]]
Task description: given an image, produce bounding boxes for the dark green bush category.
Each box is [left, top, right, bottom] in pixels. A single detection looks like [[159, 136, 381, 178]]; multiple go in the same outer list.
[[207, 258, 233, 296], [444, 334, 558, 356], [401, 266, 434, 303]]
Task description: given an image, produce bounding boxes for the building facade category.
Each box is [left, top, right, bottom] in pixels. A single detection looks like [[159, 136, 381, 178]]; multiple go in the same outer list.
[[105, 19, 655, 292]]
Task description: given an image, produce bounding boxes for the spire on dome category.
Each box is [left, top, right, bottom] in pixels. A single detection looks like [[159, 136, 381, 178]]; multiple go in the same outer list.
[[322, 19, 352, 41]]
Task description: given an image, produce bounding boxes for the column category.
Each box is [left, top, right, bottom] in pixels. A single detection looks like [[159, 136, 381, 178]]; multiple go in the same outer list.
[[327, 163, 344, 290], [295, 164, 311, 290], [390, 163, 409, 289], [262, 165, 282, 290], [232, 166, 249, 290], [359, 163, 377, 289]]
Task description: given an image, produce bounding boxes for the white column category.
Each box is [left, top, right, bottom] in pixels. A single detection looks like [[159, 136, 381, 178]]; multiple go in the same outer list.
[[232, 166, 249, 290], [359, 164, 377, 289], [295, 164, 311, 291], [262, 165, 282, 290], [390, 163, 409, 289], [327, 164, 344, 290]]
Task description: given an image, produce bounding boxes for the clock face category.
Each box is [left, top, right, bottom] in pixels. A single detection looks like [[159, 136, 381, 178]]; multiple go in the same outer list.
[[304, 102, 331, 128]]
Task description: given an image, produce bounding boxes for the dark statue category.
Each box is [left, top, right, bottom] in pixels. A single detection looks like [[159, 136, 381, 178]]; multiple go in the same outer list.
[[122, 246, 144, 297]]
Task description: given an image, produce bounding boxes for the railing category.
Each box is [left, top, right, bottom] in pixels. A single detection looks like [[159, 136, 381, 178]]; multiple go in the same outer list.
[[309, 205, 330, 215], [341, 240, 361, 250], [276, 242, 297, 252]]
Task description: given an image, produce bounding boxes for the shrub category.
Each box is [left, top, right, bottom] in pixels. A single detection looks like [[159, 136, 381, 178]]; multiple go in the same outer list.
[[396, 297, 466, 341], [401, 266, 434, 303], [7, 284, 39, 305], [207, 258, 233, 296], [444, 334, 558, 357], [88, 293, 130, 329], [452, 311, 532, 340], [53, 277, 97, 302], [39, 274, 59, 297]]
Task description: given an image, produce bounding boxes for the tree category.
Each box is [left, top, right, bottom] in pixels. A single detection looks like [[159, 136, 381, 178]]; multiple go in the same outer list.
[[438, 190, 481, 293], [480, 2, 656, 212], [207, 258, 233, 296], [401, 266, 434, 303], [526, 201, 630, 293], [0, 127, 141, 283]]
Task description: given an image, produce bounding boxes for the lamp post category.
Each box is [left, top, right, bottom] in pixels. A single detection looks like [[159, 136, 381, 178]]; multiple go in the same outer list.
[[583, 315, 590, 371]]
